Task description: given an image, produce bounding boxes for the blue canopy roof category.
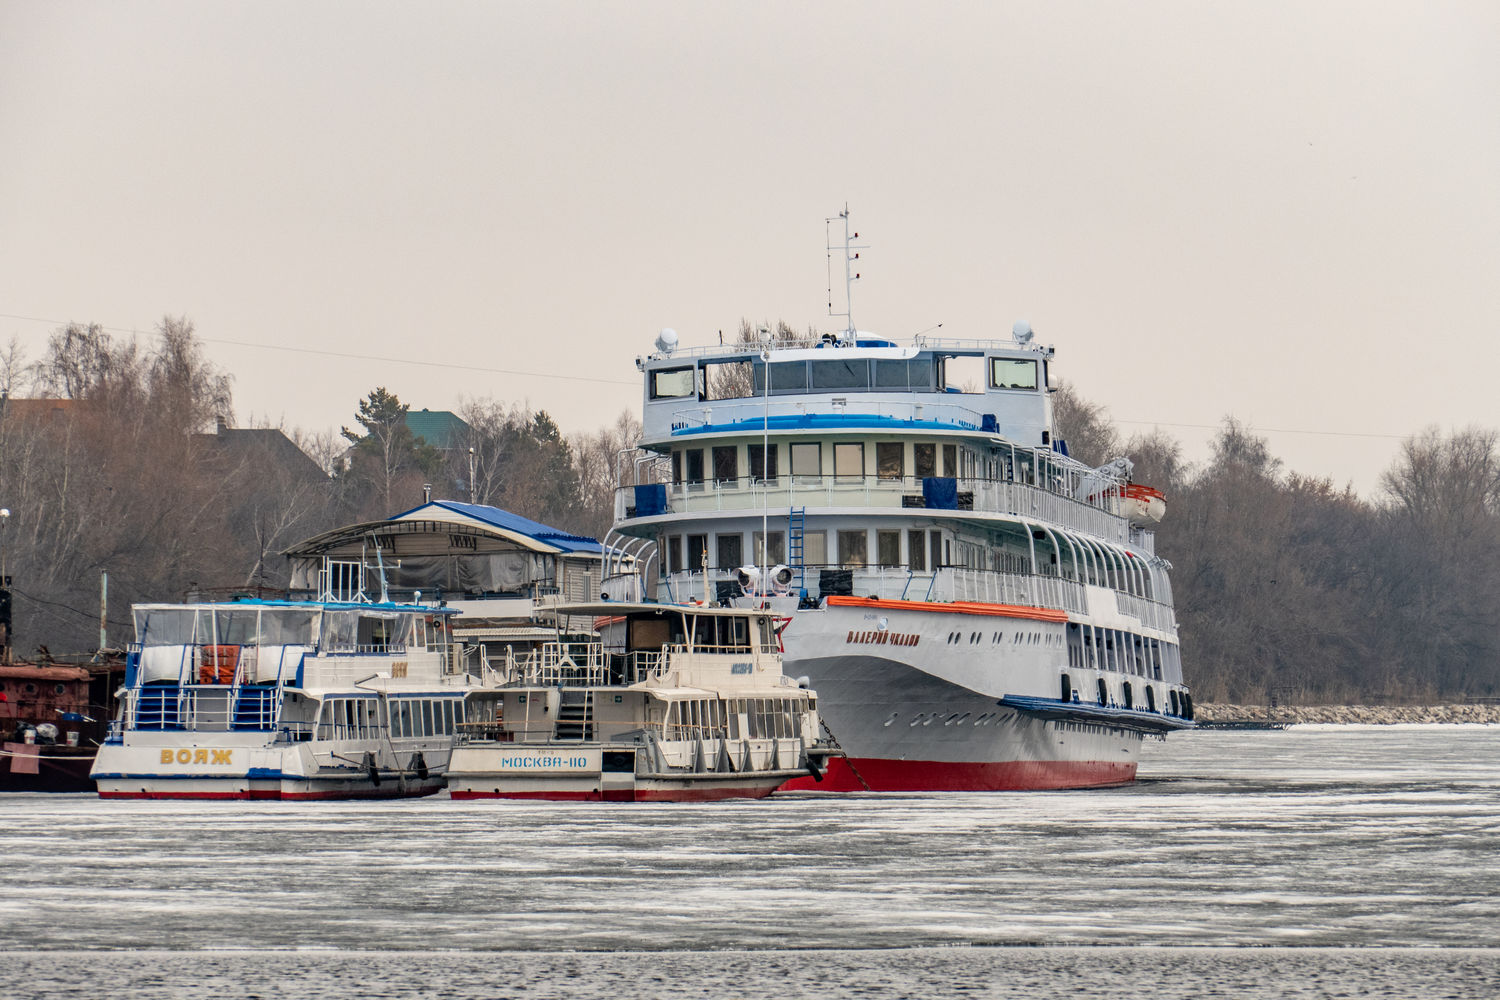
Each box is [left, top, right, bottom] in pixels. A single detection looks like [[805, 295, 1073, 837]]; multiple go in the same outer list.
[[389, 500, 603, 555]]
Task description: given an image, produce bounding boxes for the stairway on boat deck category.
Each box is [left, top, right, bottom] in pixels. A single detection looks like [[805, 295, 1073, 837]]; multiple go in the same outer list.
[[135, 685, 183, 729], [232, 685, 278, 730], [555, 690, 594, 740]]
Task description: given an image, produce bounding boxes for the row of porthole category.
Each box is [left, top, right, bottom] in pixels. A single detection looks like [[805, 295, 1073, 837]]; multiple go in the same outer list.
[[883, 711, 1006, 728], [0, 681, 64, 695], [944, 630, 1058, 646]]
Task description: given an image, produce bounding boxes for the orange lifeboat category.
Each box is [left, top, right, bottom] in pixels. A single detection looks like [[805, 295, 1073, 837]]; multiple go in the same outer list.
[[1122, 483, 1166, 525]]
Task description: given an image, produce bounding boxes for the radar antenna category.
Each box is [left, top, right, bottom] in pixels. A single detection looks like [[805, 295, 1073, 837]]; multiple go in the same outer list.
[[826, 204, 867, 340]]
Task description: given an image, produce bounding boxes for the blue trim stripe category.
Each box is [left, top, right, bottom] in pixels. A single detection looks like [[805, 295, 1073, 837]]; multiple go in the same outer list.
[[671, 413, 980, 437]]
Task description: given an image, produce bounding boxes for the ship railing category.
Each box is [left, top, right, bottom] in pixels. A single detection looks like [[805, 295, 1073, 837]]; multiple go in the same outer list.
[[657, 566, 1087, 615], [617, 474, 1130, 543], [659, 397, 990, 433], [485, 641, 610, 687]]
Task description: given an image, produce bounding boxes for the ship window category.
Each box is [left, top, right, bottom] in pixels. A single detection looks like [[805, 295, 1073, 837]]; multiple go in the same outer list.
[[753, 530, 785, 565], [684, 449, 705, 485], [914, 443, 936, 477], [651, 366, 696, 399], [703, 359, 754, 400], [942, 444, 958, 477], [802, 531, 827, 566], [940, 354, 985, 393], [837, 530, 868, 568], [712, 446, 738, 484], [930, 530, 943, 569], [671, 450, 682, 484], [1097, 679, 1109, 705], [748, 443, 778, 482], [874, 359, 912, 389], [908, 529, 926, 571], [833, 442, 864, 479], [876, 442, 903, 480], [877, 530, 901, 567], [811, 358, 870, 390], [755, 360, 809, 394], [990, 358, 1038, 391], [665, 535, 683, 574], [715, 534, 742, 570], [790, 442, 821, 478], [687, 535, 708, 572]]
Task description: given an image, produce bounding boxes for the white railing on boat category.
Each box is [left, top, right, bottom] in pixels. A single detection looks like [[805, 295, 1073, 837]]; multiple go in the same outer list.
[[618, 474, 1131, 544], [659, 566, 1177, 633]]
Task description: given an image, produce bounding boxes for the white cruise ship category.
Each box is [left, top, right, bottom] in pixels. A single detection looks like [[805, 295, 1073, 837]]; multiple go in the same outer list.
[[606, 211, 1194, 791]]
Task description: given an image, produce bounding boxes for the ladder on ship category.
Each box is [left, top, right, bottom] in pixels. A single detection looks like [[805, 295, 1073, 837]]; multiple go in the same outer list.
[[556, 689, 594, 740], [787, 507, 807, 591]]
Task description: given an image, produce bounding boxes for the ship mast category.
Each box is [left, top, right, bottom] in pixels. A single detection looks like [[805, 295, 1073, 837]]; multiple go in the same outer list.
[[826, 204, 867, 339]]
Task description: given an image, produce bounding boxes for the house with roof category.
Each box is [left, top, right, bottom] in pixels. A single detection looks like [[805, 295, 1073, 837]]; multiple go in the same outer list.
[[404, 408, 469, 453]]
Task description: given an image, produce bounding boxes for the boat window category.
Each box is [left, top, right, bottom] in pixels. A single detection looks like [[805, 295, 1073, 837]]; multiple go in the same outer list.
[[214, 609, 260, 646], [907, 529, 926, 571], [876, 442, 903, 479], [756, 616, 775, 652], [261, 610, 316, 646], [873, 359, 912, 389], [940, 354, 986, 393], [914, 443, 936, 478], [135, 607, 197, 646], [929, 530, 943, 569], [837, 530, 868, 568], [833, 442, 864, 479], [877, 530, 901, 568], [684, 449, 705, 485], [651, 366, 696, 399], [811, 358, 870, 390], [990, 358, 1038, 391], [664, 535, 683, 574], [802, 531, 827, 566], [702, 359, 754, 400], [687, 535, 708, 572], [942, 444, 958, 477], [728, 616, 751, 650], [716, 533, 743, 570], [712, 446, 738, 484], [790, 442, 821, 478], [752, 530, 785, 565], [754, 360, 809, 394], [1097, 678, 1109, 705], [748, 443, 778, 482], [671, 450, 682, 484]]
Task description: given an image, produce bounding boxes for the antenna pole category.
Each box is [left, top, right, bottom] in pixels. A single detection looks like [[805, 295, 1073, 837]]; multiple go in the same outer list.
[[825, 204, 867, 338]]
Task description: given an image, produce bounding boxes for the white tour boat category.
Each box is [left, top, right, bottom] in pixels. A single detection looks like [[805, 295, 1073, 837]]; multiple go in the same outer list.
[[446, 601, 836, 801], [92, 598, 471, 799], [608, 208, 1195, 792]]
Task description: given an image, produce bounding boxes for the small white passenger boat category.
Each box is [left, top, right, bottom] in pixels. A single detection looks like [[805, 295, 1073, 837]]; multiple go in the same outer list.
[[91, 599, 471, 800], [446, 601, 837, 801]]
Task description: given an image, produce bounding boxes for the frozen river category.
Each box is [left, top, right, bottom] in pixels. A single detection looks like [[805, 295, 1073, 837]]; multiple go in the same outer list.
[[4, 726, 1498, 997]]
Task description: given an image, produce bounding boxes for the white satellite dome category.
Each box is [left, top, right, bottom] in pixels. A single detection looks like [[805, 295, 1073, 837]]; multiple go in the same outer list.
[[1012, 320, 1034, 345], [654, 328, 679, 355]]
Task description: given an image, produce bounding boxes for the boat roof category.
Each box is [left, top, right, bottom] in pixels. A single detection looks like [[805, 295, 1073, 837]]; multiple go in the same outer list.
[[540, 600, 777, 620], [132, 599, 458, 615], [284, 500, 603, 558]]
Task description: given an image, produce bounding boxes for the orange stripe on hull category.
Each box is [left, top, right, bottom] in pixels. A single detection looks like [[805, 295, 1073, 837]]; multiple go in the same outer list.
[[824, 594, 1069, 623]]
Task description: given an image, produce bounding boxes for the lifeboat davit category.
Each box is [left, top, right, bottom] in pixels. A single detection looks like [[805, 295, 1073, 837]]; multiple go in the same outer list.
[[1121, 483, 1166, 525]]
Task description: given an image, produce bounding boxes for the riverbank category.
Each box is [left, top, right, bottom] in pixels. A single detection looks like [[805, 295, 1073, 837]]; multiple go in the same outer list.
[[1197, 702, 1500, 725]]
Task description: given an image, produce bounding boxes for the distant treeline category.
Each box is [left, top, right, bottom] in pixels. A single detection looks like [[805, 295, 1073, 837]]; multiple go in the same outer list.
[[1053, 384, 1500, 705], [4, 318, 1497, 706], [0, 319, 635, 656]]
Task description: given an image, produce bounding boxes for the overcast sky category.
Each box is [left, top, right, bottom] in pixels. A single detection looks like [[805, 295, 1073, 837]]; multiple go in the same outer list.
[[3, 1, 1496, 496]]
